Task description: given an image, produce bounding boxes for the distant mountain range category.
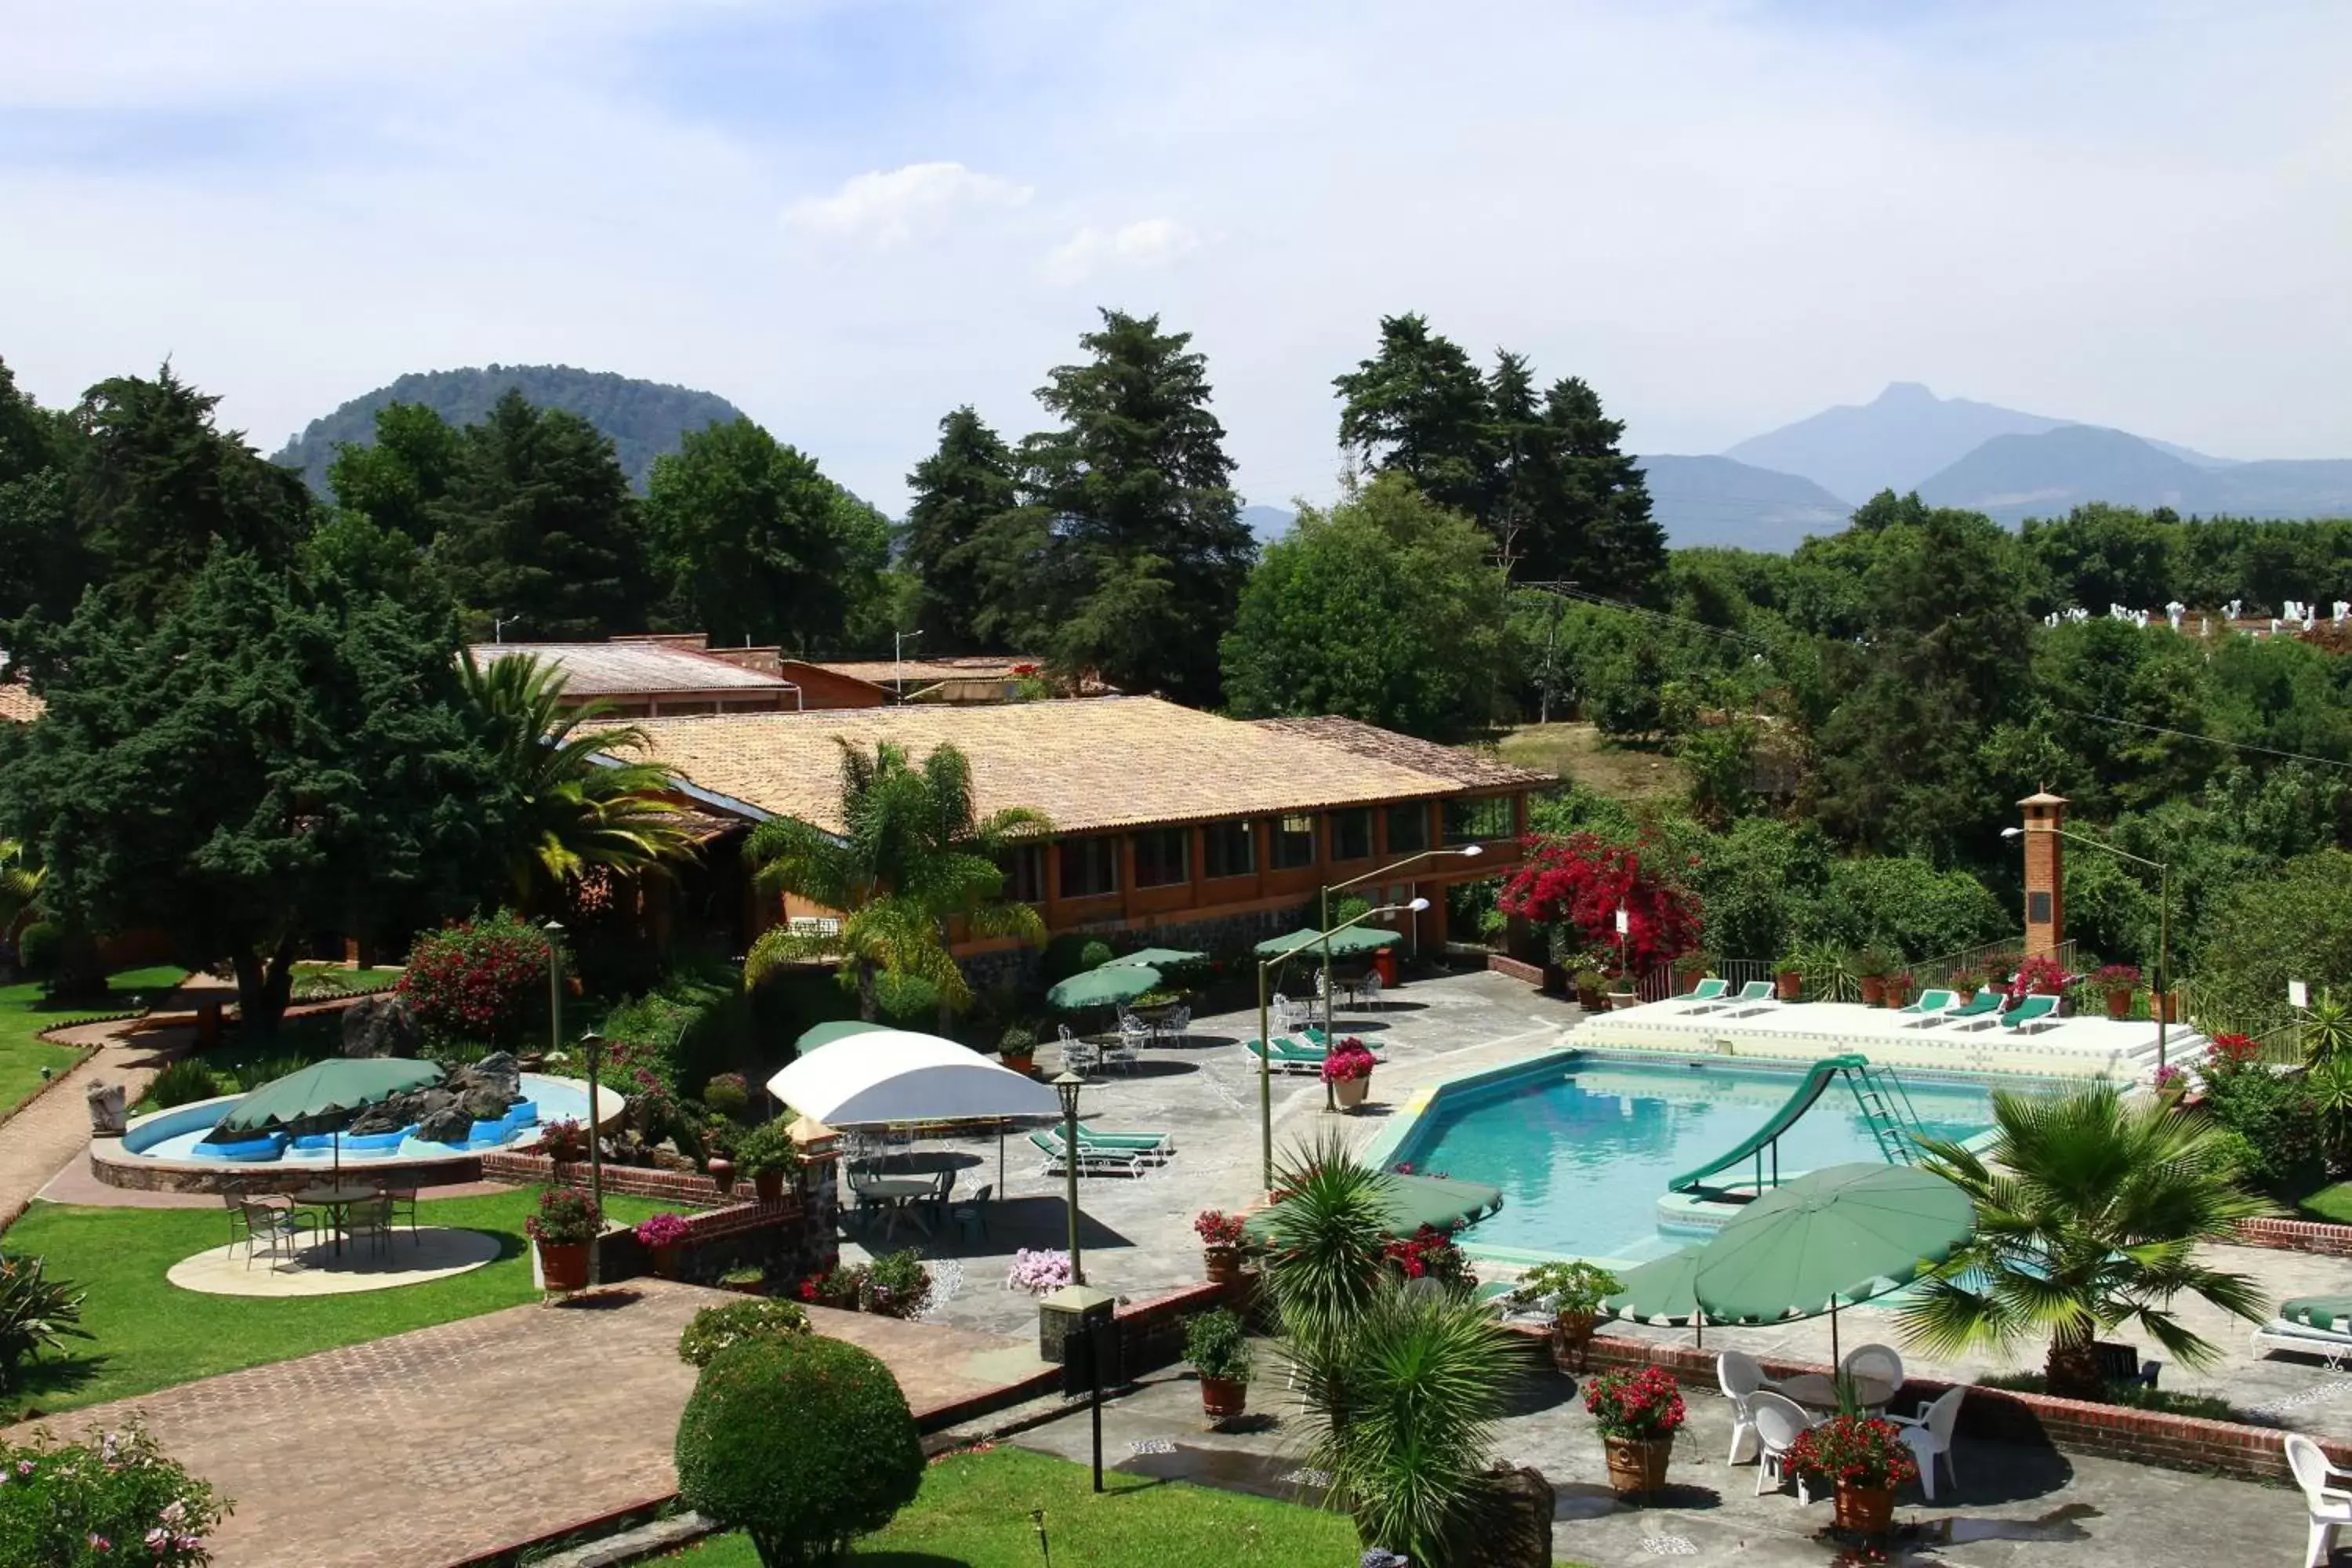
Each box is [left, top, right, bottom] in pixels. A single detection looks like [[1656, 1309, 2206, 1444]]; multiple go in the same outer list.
[[1917, 424, 2352, 527], [1632, 456, 1853, 553], [275, 365, 747, 492], [1242, 503, 1295, 543]]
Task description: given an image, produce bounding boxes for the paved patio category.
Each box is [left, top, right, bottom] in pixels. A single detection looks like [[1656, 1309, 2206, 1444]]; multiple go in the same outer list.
[[2, 1279, 1051, 1568]]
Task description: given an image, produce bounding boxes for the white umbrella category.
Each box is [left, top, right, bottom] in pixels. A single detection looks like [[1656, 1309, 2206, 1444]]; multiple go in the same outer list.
[[766, 1029, 1061, 1193]]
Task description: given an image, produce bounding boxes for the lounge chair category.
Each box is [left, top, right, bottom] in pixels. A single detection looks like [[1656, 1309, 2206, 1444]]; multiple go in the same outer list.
[[1895, 989, 1958, 1025], [2253, 1297, 2352, 1363], [1720, 981, 1780, 1018], [1938, 989, 2009, 1031], [1668, 978, 1730, 1011], [1027, 1129, 1152, 1177], [1074, 1121, 1176, 1157], [1998, 994, 2062, 1034], [1244, 1036, 1328, 1075]]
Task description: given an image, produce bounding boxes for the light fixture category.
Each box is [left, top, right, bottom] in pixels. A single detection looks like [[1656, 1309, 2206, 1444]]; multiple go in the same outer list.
[[2000, 827, 2024, 840], [1457, 844, 1484, 858], [1406, 896, 1432, 912]]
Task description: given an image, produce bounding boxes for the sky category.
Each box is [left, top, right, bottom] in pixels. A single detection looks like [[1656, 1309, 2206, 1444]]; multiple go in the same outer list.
[[4, 0, 2348, 515]]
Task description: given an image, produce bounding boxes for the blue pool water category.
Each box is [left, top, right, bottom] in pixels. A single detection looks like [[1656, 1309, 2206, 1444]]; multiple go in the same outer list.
[[1391, 1054, 2004, 1261]]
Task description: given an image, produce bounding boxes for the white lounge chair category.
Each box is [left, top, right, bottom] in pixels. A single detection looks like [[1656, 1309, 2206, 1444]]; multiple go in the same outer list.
[[2254, 1297, 2352, 1365], [2286, 1432, 2352, 1568], [1895, 989, 1959, 1026], [1750, 1390, 1819, 1501], [1889, 1385, 1964, 1501]]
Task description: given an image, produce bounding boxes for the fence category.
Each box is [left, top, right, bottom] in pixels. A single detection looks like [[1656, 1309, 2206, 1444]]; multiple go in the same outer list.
[[1635, 941, 2081, 1007]]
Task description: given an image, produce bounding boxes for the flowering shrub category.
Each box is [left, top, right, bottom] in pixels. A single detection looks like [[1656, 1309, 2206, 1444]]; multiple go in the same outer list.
[[2005, 954, 2072, 1006], [2152, 1064, 2187, 1094], [1192, 1210, 1247, 1248], [677, 1298, 811, 1366], [536, 1119, 588, 1161], [1582, 1365, 1687, 1440], [397, 911, 551, 1048], [1382, 1225, 1475, 1290], [1783, 1413, 1920, 1490], [1497, 832, 1703, 976], [634, 1213, 691, 1248], [1006, 1248, 1073, 1295], [524, 1187, 600, 1246], [702, 1073, 751, 1122], [861, 1250, 932, 1319], [2209, 1032, 2261, 1071], [798, 1262, 864, 1308], [0, 1423, 227, 1566], [2093, 963, 2143, 988], [1320, 1038, 1377, 1084]]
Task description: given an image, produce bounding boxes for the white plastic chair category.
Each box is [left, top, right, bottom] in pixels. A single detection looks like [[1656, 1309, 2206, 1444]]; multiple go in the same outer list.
[[1362, 971, 1384, 1012], [1163, 1004, 1189, 1045], [1750, 1391, 1819, 1502], [1889, 1385, 1964, 1501], [1718, 1349, 1770, 1465], [1841, 1342, 1906, 1405], [2286, 1433, 2352, 1568]]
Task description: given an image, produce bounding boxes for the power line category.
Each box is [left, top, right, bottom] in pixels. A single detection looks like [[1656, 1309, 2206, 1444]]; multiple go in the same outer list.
[[2053, 706, 2352, 772], [1530, 583, 1778, 650]]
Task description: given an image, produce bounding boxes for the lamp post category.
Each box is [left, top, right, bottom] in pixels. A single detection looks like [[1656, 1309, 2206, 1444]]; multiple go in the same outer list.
[[2003, 824, 2171, 1071], [579, 1030, 607, 1283], [1318, 843, 1483, 1045], [1257, 898, 1430, 1188], [1054, 1070, 1086, 1283], [894, 628, 923, 704]]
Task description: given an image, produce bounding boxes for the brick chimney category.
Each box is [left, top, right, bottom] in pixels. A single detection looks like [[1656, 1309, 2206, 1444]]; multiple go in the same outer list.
[[2017, 790, 2068, 957]]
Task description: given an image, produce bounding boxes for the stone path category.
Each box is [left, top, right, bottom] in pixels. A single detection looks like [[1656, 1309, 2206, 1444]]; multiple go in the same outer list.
[[0, 1016, 183, 1228], [4, 1279, 1051, 1568]]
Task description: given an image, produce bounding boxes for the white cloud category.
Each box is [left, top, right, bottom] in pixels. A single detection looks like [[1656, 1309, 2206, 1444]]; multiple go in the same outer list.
[[1041, 217, 1201, 286], [786, 162, 1033, 248]]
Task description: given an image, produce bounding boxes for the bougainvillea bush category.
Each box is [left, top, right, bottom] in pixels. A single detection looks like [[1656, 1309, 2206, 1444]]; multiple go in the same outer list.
[[1581, 1364, 1686, 1440], [1497, 833, 1702, 975], [1784, 1413, 1920, 1490], [398, 910, 551, 1049], [1382, 1225, 1475, 1293], [0, 1423, 227, 1567]]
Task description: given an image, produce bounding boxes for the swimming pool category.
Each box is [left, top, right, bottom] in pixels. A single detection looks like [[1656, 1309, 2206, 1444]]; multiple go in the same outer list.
[[1388, 1053, 2009, 1263]]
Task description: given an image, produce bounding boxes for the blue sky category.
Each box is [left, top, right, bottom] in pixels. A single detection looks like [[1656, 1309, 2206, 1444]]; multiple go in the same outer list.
[[4, 1, 2347, 514]]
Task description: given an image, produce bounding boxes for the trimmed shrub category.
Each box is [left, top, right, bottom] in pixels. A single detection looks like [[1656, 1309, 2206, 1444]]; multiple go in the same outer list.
[[13, 921, 60, 978], [146, 1059, 223, 1111], [703, 1073, 751, 1123], [674, 1337, 924, 1566], [678, 1298, 812, 1367], [0, 1422, 226, 1566], [397, 911, 551, 1049]]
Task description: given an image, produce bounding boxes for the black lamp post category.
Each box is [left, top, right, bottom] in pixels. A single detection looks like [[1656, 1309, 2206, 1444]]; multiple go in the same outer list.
[[1054, 1069, 1085, 1284], [579, 1029, 607, 1283]]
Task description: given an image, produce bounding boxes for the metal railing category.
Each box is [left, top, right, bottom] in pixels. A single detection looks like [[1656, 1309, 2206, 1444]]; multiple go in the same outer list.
[[1635, 942, 2082, 1007]]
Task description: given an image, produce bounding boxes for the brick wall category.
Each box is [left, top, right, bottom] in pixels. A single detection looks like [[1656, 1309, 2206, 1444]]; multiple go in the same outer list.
[[1112, 1279, 1236, 1374], [480, 1149, 733, 1206], [2236, 1214, 2352, 1257], [1486, 953, 1545, 987], [498, 1156, 844, 1290]]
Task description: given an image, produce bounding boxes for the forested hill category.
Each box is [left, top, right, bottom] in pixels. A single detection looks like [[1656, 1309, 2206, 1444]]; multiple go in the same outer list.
[[274, 365, 748, 492]]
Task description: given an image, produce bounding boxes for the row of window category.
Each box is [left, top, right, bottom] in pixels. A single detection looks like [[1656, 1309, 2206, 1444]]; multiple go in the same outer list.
[[1007, 796, 1517, 901]]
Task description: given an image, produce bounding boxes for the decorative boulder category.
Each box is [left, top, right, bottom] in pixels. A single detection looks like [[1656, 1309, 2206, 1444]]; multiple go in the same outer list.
[[340, 995, 420, 1058], [415, 1101, 475, 1144]]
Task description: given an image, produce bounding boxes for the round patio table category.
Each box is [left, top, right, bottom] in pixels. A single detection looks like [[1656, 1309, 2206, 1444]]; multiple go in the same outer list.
[[1777, 1371, 1897, 1413], [291, 1182, 381, 1258]]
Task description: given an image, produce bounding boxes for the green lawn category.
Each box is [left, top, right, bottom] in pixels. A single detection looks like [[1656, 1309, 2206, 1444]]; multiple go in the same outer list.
[[292, 962, 403, 996], [0, 966, 188, 1120], [658, 1446, 1359, 1566], [3, 1188, 666, 1419], [2299, 1182, 2352, 1224]]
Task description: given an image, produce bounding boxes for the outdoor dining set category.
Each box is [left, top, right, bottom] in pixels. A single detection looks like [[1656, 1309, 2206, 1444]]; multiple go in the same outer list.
[[1719, 1345, 1965, 1502], [224, 1183, 421, 1271]]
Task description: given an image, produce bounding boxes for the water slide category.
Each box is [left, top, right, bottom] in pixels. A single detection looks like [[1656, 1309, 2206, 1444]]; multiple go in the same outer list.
[[1664, 1054, 1871, 1196]]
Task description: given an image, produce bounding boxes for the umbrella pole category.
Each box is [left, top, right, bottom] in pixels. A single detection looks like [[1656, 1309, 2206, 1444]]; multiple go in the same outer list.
[[998, 1127, 1006, 1195], [1830, 1300, 1840, 1370]]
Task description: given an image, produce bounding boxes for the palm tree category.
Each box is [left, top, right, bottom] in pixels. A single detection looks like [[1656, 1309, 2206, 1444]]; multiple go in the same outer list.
[[459, 652, 699, 909], [0, 839, 42, 934], [1900, 1084, 2274, 1398], [1260, 1132, 1396, 1348], [742, 739, 1047, 1021]]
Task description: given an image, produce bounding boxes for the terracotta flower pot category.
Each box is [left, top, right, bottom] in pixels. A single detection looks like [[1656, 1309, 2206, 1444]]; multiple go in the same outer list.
[[706, 1159, 735, 1196], [1204, 1244, 1243, 1288], [1334, 1076, 1370, 1110], [650, 1243, 680, 1279], [1883, 982, 1911, 1009], [1602, 1435, 1671, 1498], [1859, 975, 1886, 1007], [1552, 1309, 1598, 1374], [1002, 1052, 1035, 1077], [1200, 1376, 1248, 1420], [536, 1240, 590, 1292], [1575, 983, 1604, 1011], [753, 1170, 785, 1203], [2106, 988, 2133, 1021], [1833, 1481, 1896, 1536], [1776, 971, 1802, 1001]]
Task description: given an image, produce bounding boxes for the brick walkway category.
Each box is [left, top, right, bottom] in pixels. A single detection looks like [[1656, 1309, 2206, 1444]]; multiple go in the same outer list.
[[5, 1280, 1051, 1568], [0, 1017, 183, 1228]]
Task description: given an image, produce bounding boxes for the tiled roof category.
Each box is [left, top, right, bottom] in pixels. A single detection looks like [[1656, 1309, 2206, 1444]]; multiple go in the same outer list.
[[467, 641, 796, 695], [814, 655, 1040, 684], [631, 697, 1524, 835], [1247, 717, 1552, 790], [0, 682, 41, 724]]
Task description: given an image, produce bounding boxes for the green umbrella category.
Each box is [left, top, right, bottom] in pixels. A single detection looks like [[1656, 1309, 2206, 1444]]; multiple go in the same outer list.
[[1693, 1163, 1975, 1363], [1254, 925, 1404, 960], [1046, 964, 1161, 1011], [797, 1019, 885, 1051], [215, 1057, 445, 1182], [1098, 946, 1206, 971], [1243, 1173, 1503, 1244], [1601, 1245, 1715, 1342]]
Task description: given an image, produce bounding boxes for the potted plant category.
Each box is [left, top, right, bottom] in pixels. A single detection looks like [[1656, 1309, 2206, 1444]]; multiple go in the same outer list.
[[1583, 1364, 1686, 1498], [1774, 951, 1804, 1001], [1185, 1306, 1253, 1420], [1606, 969, 1640, 1011], [702, 1115, 739, 1196], [1673, 949, 1713, 990], [860, 1249, 933, 1319], [1784, 1412, 1919, 1537], [1322, 1037, 1379, 1110], [538, 1117, 588, 1163], [635, 1211, 691, 1278], [1194, 1209, 1249, 1287], [1573, 967, 1607, 1011], [1793, 941, 1856, 1004], [1883, 970, 1916, 1010], [526, 1186, 600, 1291], [2092, 963, 2141, 1020], [2009, 953, 2071, 1006], [735, 1118, 801, 1203], [1507, 1260, 1623, 1372], [1855, 946, 1895, 1007], [999, 1025, 1037, 1076]]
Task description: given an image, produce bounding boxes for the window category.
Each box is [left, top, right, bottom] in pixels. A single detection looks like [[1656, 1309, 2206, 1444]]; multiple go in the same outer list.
[[1002, 844, 1047, 904], [1270, 814, 1317, 870], [1331, 808, 1374, 862], [1203, 819, 1256, 880], [1134, 827, 1191, 888], [1385, 803, 1429, 855], [1059, 837, 1120, 898], [1443, 795, 1516, 844]]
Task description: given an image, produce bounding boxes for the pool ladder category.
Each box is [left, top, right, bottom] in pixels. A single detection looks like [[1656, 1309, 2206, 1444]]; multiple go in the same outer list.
[[1846, 1063, 1928, 1167]]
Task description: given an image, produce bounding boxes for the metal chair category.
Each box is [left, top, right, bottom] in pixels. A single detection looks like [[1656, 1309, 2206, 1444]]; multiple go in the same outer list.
[[380, 1187, 421, 1244], [341, 1196, 395, 1261], [234, 1196, 313, 1272], [952, 1181, 994, 1243], [1362, 971, 1384, 1011]]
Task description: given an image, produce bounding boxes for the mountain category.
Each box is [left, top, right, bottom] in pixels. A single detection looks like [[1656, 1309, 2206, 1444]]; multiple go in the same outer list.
[[1725, 382, 2074, 504], [274, 365, 749, 493], [1918, 425, 2352, 525], [1634, 455, 1852, 552], [1242, 503, 1296, 543]]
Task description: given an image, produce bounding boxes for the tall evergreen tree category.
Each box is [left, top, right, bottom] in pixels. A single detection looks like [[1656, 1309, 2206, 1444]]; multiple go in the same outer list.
[[328, 401, 463, 546], [0, 358, 83, 638], [1334, 314, 1491, 517], [1011, 310, 1255, 704], [902, 407, 1018, 652], [1528, 376, 1664, 593], [1482, 350, 1552, 576], [430, 389, 648, 639]]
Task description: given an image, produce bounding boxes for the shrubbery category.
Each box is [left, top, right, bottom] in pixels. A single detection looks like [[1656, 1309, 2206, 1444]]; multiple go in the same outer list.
[[398, 911, 550, 1049], [678, 1298, 812, 1367], [674, 1337, 923, 1566], [0, 1250, 91, 1393], [146, 1059, 223, 1111], [13, 921, 60, 978], [0, 1422, 225, 1567]]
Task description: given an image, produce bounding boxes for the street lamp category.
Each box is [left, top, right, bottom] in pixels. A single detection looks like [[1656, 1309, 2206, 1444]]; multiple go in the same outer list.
[[579, 1030, 607, 1283], [1054, 1070, 1086, 1283], [2003, 825, 2172, 1071], [1256, 897, 1431, 1189], [893, 628, 923, 704], [1319, 843, 1483, 1042]]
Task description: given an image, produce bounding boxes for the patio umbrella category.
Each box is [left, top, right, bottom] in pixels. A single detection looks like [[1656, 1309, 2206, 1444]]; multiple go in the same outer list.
[[1599, 1245, 1715, 1346], [797, 1019, 886, 1051], [1046, 964, 1161, 1011], [764, 1027, 1059, 1193], [1097, 946, 1206, 971], [1253, 925, 1403, 960], [1693, 1162, 1975, 1363], [1242, 1173, 1504, 1244], [213, 1057, 445, 1181]]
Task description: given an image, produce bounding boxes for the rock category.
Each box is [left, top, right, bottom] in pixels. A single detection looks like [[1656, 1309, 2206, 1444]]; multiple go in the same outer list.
[[460, 1084, 514, 1123], [416, 1102, 474, 1143], [85, 1081, 127, 1137], [340, 995, 420, 1058], [348, 1087, 441, 1136], [469, 1051, 521, 1094]]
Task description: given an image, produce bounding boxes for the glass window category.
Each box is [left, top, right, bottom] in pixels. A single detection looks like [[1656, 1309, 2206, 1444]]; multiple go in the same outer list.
[[1203, 820, 1256, 880], [1385, 803, 1429, 854], [1058, 837, 1120, 898], [1002, 844, 1047, 904], [1133, 827, 1191, 888], [1270, 815, 1317, 870], [1331, 808, 1374, 862], [1443, 795, 1515, 844]]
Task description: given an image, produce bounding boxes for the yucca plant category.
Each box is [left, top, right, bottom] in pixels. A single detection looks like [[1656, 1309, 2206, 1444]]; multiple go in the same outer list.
[[1259, 1133, 1395, 1348], [1286, 1280, 1534, 1566], [2303, 994, 2352, 1067], [1900, 1085, 2274, 1398]]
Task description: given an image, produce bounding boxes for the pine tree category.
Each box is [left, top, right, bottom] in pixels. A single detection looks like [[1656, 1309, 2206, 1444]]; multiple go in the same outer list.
[[328, 401, 463, 546], [1528, 376, 1664, 596], [902, 407, 1018, 652], [1333, 314, 1492, 517]]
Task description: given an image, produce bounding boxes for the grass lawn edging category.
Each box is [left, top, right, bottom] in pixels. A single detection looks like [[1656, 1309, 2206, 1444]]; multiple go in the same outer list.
[[1561, 1327, 2343, 1486]]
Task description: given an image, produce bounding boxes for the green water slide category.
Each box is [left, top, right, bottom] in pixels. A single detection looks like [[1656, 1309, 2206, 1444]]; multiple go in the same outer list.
[[1666, 1054, 1923, 1196]]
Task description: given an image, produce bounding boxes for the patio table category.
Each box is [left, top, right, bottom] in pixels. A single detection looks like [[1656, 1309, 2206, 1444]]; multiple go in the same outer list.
[[290, 1182, 382, 1258], [858, 1174, 946, 1241], [1777, 1371, 1897, 1413]]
